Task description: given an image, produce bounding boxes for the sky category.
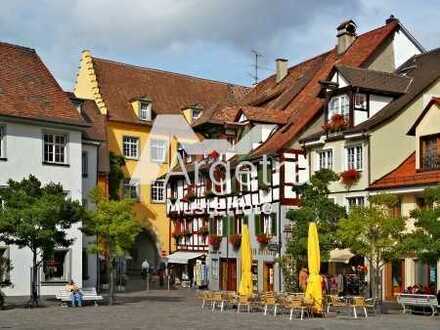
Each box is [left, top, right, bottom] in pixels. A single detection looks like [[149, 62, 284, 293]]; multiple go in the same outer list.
[[1, 0, 439, 89]]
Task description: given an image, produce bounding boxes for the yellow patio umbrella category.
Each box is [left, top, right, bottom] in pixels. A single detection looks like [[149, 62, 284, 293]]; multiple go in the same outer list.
[[305, 222, 323, 312], [238, 224, 253, 296]]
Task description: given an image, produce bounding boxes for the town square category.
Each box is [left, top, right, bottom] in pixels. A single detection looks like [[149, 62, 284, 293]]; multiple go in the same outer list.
[[1, 1, 440, 329]]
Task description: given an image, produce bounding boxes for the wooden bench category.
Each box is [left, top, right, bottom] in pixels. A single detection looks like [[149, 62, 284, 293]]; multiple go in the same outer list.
[[396, 293, 439, 316], [56, 287, 103, 306]]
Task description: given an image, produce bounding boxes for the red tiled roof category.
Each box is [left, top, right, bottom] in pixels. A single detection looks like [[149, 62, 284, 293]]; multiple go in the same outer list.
[[369, 153, 440, 189], [91, 57, 249, 124], [0, 42, 86, 127], [235, 106, 289, 124], [251, 20, 400, 157]]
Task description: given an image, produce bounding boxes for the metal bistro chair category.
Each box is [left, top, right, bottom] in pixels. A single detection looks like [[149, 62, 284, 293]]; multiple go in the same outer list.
[[283, 294, 309, 320], [349, 296, 368, 319], [199, 291, 213, 310], [326, 295, 349, 314], [237, 294, 253, 313], [219, 291, 236, 312], [211, 291, 224, 312], [260, 291, 279, 316]]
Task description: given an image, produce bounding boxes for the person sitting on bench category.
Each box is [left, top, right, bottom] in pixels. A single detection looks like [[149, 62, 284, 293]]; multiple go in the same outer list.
[[65, 280, 83, 307]]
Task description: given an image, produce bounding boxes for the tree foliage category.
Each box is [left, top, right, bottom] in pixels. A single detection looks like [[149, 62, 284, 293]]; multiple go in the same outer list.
[[83, 188, 141, 304], [337, 194, 406, 299], [283, 169, 346, 290], [108, 152, 125, 200], [0, 175, 86, 305], [405, 186, 440, 263]]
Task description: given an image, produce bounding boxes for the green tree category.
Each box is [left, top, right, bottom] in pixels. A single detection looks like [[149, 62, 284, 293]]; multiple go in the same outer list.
[[108, 152, 125, 200], [284, 169, 346, 290], [0, 175, 86, 306], [405, 186, 440, 263], [83, 188, 141, 305], [337, 194, 406, 300]]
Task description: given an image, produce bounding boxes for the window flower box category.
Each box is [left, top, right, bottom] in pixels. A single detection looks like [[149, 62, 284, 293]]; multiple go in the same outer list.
[[340, 169, 361, 188], [208, 235, 222, 250], [208, 150, 220, 160], [229, 234, 242, 250], [256, 233, 271, 246], [322, 114, 348, 133]]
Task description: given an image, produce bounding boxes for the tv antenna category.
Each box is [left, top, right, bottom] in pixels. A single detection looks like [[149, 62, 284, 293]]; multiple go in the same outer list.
[[250, 50, 263, 85]]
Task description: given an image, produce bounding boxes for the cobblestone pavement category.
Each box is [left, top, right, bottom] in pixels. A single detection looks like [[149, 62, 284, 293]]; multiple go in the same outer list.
[[1, 289, 439, 330]]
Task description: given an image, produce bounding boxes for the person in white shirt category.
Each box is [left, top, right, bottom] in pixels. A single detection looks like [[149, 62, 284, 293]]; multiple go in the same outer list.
[[141, 259, 150, 280]]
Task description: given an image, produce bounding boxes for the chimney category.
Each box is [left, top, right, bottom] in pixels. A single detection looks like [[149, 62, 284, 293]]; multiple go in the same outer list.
[[276, 58, 288, 83], [336, 20, 357, 55]]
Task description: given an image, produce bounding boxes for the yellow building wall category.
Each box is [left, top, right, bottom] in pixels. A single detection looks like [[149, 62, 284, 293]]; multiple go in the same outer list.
[[370, 79, 440, 182], [107, 121, 180, 256]]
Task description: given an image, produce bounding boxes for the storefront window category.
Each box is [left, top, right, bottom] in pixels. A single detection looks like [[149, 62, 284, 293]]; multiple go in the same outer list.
[[43, 250, 69, 282]]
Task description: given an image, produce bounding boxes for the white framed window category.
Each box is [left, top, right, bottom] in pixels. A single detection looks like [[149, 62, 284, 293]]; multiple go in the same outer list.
[[328, 94, 349, 120], [151, 180, 165, 203], [354, 93, 367, 110], [347, 196, 365, 210], [123, 136, 139, 160], [43, 133, 68, 164], [123, 179, 139, 200], [82, 151, 88, 177], [150, 139, 167, 163], [239, 171, 251, 192], [139, 102, 152, 121], [346, 145, 363, 170], [318, 149, 333, 170], [0, 126, 5, 159], [42, 249, 70, 282]]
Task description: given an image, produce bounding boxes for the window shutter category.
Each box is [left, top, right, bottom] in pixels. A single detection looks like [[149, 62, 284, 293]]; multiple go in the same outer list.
[[270, 213, 277, 236], [257, 165, 263, 186], [266, 162, 272, 185], [243, 215, 249, 225], [222, 216, 228, 237], [229, 216, 235, 235], [209, 218, 215, 235], [255, 214, 262, 235]]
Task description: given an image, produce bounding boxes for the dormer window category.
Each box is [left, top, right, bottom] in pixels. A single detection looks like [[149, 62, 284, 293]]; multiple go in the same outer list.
[[420, 134, 440, 170], [192, 109, 202, 120], [139, 101, 152, 121], [328, 94, 349, 122], [72, 100, 82, 113], [354, 93, 367, 110]]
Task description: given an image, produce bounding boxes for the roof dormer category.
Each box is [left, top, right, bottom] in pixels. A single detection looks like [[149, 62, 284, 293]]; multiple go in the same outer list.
[[131, 97, 153, 121], [181, 104, 203, 124]]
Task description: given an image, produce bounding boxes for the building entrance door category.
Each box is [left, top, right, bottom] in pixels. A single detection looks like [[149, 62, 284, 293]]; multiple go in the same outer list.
[[263, 262, 274, 292], [385, 260, 405, 300], [220, 259, 237, 291]]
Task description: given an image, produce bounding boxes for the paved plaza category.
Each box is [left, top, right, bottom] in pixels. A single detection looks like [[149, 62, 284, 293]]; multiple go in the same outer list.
[[1, 289, 439, 330]]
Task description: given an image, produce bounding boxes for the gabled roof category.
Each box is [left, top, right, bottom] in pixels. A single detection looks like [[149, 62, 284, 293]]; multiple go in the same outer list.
[[89, 56, 249, 125], [235, 106, 289, 125], [369, 153, 440, 190], [252, 20, 401, 157], [334, 64, 411, 94], [0, 42, 86, 127], [408, 97, 440, 136]]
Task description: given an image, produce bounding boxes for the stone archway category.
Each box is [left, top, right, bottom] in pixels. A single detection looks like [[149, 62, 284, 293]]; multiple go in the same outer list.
[[127, 230, 160, 275]]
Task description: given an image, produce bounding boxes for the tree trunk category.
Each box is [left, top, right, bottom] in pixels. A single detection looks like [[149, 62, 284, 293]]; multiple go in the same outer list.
[[31, 251, 39, 306], [108, 257, 114, 305]]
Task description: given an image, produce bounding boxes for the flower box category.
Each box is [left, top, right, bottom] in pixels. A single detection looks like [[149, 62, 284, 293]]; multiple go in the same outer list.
[[208, 235, 222, 250], [229, 234, 242, 250], [256, 233, 271, 246], [340, 169, 361, 187], [322, 114, 348, 133]]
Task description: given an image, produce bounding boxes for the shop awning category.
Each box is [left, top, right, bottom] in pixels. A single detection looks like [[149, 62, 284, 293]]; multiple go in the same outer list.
[[165, 252, 206, 264], [329, 248, 354, 264]]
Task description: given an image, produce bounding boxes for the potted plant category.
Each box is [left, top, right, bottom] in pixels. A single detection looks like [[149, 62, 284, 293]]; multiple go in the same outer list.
[[208, 235, 222, 250], [208, 150, 220, 160], [340, 169, 361, 188], [322, 114, 348, 133], [229, 234, 242, 250], [256, 233, 271, 246], [198, 225, 209, 237]]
